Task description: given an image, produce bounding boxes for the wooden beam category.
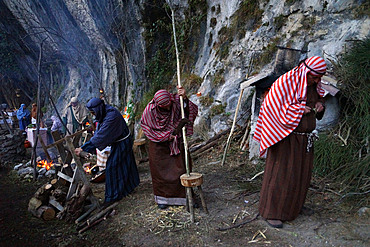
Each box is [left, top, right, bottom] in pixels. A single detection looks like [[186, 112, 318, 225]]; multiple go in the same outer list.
[[51, 131, 67, 165], [45, 127, 89, 149]]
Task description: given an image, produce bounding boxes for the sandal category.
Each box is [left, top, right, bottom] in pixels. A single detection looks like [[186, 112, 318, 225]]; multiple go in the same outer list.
[[266, 219, 283, 228]]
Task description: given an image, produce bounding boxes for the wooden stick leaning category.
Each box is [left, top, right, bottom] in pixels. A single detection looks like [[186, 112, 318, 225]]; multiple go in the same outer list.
[[220, 57, 254, 166], [221, 89, 244, 166], [171, 8, 194, 223]]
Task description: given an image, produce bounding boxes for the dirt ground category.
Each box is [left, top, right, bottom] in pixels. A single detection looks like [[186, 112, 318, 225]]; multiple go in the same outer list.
[[0, 141, 369, 247]]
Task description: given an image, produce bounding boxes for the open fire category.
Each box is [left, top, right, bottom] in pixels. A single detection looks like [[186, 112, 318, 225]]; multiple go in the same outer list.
[[83, 163, 92, 174], [37, 160, 54, 171]]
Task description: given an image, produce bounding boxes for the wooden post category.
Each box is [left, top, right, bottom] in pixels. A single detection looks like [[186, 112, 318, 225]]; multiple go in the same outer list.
[[220, 57, 254, 166], [51, 130, 67, 165], [64, 137, 100, 208], [171, 8, 197, 222], [221, 89, 244, 166], [0, 110, 12, 134]]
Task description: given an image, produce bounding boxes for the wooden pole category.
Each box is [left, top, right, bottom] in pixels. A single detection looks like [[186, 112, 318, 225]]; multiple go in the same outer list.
[[48, 71, 71, 135], [171, 8, 194, 222], [171, 9, 190, 176], [220, 57, 254, 166], [32, 39, 47, 181], [221, 89, 244, 166], [0, 110, 12, 134]]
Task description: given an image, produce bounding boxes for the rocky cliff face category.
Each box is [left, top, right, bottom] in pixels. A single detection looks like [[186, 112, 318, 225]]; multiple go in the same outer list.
[[0, 0, 368, 136], [0, 0, 145, 113]]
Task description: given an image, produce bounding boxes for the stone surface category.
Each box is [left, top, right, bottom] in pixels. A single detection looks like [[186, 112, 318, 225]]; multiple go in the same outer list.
[[0, 0, 368, 141]]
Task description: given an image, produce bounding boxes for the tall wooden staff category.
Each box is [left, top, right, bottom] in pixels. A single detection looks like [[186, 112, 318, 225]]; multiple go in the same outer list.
[[171, 9, 190, 175], [171, 8, 200, 222]]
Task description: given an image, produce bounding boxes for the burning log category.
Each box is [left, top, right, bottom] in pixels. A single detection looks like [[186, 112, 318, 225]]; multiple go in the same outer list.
[[37, 160, 54, 171]]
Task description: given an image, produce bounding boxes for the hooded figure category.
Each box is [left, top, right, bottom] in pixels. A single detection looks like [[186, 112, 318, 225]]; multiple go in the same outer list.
[[253, 56, 327, 228], [16, 104, 31, 130], [50, 115, 63, 132], [65, 97, 89, 134], [75, 98, 140, 205], [140, 87, 198, 209]]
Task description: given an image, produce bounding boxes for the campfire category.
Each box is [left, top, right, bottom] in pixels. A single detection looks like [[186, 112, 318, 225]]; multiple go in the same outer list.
[[37, 160, 54, 171]]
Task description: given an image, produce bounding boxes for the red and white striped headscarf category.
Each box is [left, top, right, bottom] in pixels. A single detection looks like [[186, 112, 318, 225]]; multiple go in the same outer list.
[[253, 56, 326, 157], [141, 89, 198, 156]]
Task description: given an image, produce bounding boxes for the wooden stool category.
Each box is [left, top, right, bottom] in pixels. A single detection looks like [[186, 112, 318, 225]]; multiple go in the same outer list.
[[133, 138, 147, 159], [180, 172, 208, 222]]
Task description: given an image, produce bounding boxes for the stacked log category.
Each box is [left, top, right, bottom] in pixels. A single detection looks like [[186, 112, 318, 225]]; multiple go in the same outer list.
[[28, 183, 58, 221], [27, 168, 95, 222], [28, 178, 69, 221]]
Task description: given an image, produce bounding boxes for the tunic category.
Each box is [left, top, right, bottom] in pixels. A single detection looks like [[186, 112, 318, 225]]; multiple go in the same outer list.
[[82, 104, 140, 202], [259, 85, 322, 221], [148, 139, 191, 205]]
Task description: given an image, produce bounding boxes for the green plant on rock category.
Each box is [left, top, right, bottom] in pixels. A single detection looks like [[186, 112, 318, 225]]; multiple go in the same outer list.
[[255, 37, 281, 67], [302, 16, 316, 30], [314, 38, 370, 193], [199, 95, 214, 106], [353, 1, 370, 18], [274, 14, 288, 31], [285, 0, 299, 5], [182, 73, 203, 94], [210, 103, 226, 116], [0, 32, 21, 76], [212, 69, 225, 86], [230, 0, 264, 35]]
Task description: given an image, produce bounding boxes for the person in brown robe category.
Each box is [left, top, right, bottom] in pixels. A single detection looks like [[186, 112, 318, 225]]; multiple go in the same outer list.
[[30, 103, 44, 128], [254, 56, 327, 228], [259, 83, 325, 227], [141, 87, 198, 209]]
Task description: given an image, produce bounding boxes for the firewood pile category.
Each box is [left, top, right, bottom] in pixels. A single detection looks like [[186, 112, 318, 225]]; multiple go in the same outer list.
[[27, 163, 99, 222], [25, 138, 114, 233]]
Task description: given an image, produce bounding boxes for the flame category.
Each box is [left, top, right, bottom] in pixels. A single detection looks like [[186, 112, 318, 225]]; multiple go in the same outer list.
[[83, 164, 91, 174], [37, 160, 54, 171]]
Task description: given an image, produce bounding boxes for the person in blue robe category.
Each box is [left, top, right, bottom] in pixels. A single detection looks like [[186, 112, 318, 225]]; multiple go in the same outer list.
[[16, 104, 31, 130], [75, 98, 140, 205]]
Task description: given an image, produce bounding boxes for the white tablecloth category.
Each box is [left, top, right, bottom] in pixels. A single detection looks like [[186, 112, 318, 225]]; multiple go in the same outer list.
[[26, 128, 48, 147]]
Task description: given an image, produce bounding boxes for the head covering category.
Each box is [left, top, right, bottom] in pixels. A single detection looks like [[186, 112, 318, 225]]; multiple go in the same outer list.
[[70, 97, 88, 124], [16, 104, 30, 120], [253, 56, 326, 157], [86, 98, 106, 123], [154, 90, 172, 108], [51, 115, 63, 131], [141, 90, 198, 156]]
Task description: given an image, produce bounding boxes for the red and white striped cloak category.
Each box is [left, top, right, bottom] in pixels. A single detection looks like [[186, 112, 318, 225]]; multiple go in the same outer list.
[[253, 56, 327, 157]]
